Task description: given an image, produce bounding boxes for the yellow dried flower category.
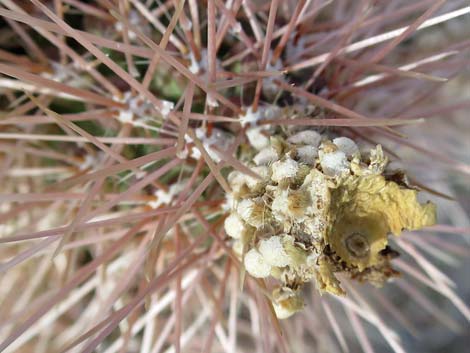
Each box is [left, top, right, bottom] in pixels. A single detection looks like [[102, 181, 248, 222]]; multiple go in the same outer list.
[[327, 174, 437, 270]]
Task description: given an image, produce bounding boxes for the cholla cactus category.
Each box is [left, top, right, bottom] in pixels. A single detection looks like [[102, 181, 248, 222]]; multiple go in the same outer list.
[[225, 126, 436, 318]]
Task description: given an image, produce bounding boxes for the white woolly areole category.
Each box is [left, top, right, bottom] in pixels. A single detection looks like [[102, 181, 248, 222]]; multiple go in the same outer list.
[[149, 182, 185, 209], [245, 166, 269, 189], [188, 49, 220, 76], [229, 22, 242, 34], [296, 145, 318, 165], [242, 105, 282, 151], [237, 198, 264, 228], [244, 248, 272, 278], [176, 148, 189, 159], [117, 109, 133, 124], [114, 11, 140, 41], [271, 189, 289, 221], [79, 153, 103, 171], [239, 106, 261, 127], [241, 105, 281, 128], [271, 157, 299, 183], [224, 213, 245, 239], [223, 193, 236, 212], [41, 62, 69, 82], [207, 94, 219, 107], [227, 171, 247, 194], [258, 236, 290, 267], [288, 130, 322, 146], [187, 127, 234, 162], [333, 137, 359, 157], [237, 199, 255, 222], [253, 147, 279, 166], [189, 51, 201, 74], [246, 127, 270, 151], [320, 150, 350, 176], [160, 100, 174, 118], [116, 92, 154, 124]]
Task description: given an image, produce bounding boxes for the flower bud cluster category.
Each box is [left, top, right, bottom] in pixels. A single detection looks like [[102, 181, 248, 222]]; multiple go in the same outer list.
[[225, 129, 436, 319]]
